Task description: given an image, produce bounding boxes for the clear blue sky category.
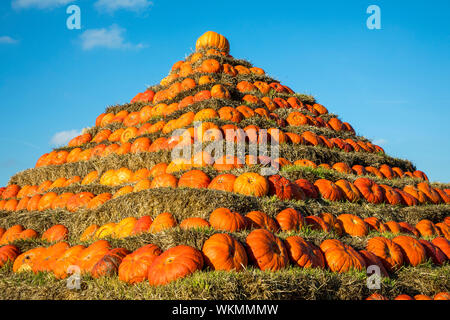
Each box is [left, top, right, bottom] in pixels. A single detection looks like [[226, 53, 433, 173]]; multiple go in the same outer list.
[[0, 0, 449, 185]]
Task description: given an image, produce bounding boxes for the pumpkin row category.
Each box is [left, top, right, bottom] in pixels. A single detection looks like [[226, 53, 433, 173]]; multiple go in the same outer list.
[[36, 123, 383, 170], [79, 210, 450, 242], [28, 151, 430, 201], [0, 224, 68, 245], [1, 208, 448, 248], [2, 232, 449, 287], [91, 101, 339, 147], [2, 169, 449, 215], [366, 292, 450, 300], [293, 159, 428, 181], [77, 104, 352, 151]]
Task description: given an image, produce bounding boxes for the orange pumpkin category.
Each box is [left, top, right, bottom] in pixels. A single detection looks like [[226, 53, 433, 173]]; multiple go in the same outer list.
[[431, 237, 450, 259], [416, 182, 441, 204], [13, 247, 46, 273], [147, 245, 203, 286], [114, 217, 138, 239], [233, 173, 269, 197], [245, 229, 288, 271], [208, 174, 237, 192], [37, 192, 58, 211], [284, 236, 325, 268], [80, 224, 99, 242], [334, 180, 361, 202], [415, 219, 439, 237], [353, 178, 384, 204], [392, 235, 426, 267], [314, 179, 342, 201], [379, 184, 403, 205], [178, 170, 210, 189], [151, 173, 178, 189], [42, 225, 69, 242], [0, 225, 25, 245], [336, 214, 368, 237], [81, 171, 99, 185], [0, 244, 20, 268], [75, 240, 111, 273], [51, 193, 75, 210], [320, 239, 366, 273], [179, 217, 210, 230], [119, 244, 162, 284], [202, 233, 248, 271], [66, 192, 95, 212], [366, 237, 404, 271], [209, 208, 247, 232], [358, 250, 389, 277], [52, 245, 86, 279], [275, 208, 305, 231], [149, 212, 177, 234], [245, 211, 279, 233]]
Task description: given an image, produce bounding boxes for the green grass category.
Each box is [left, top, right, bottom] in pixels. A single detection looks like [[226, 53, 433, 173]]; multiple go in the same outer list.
[[0, 264, 448, 300]]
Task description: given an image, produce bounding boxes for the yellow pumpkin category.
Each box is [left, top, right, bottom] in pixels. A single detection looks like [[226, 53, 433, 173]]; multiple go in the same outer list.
[[196, 31, 230, 54]]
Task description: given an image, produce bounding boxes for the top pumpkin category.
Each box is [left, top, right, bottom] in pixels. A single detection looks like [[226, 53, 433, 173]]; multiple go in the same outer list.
[[196, 31, 230, 54]]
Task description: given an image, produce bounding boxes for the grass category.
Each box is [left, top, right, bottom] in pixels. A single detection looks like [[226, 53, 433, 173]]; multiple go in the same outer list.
[[0, 263, 448, 300]]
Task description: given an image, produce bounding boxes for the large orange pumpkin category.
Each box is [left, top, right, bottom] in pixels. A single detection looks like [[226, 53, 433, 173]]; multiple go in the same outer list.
[[319, 239, 366, 273], [336, 214, 368, 237], [0, 244, 20, 268], [80, 224, 99, 242], [52, 245, 86, 279], [0, 225, 24, 245], [202, 233, 248, 271], [208, 174, 237, 192], [284, 236, 324, 268], [245, 211, 280, 233], [245, 229, 288, 271], [415, 219, 439, 237], [132, 216, 153, 235], [91, 247, 130, 278], [431, 237, 450, 259], [196, 31, 230, 53], [392, 235, 426, 267], [209, 208, 247, 232], [366, 237, 404, 271], [233, 173, 269, 197], [42, 225, 69, 242], [75, 240, 111, 273], [149, 212, 177, 234], [114, 217, 138, 239], [178, 170, 211, 189], [358, 250, 389, 277], [119, 244, 162, 284], [334, 180, 361, 203], [353, 178, 384, 204], [416, 182, 441, 204], [275, 208, 305, 231], [314, 179, 342, 201], [418, 239, 447, 265], [147, 245, 204, 286], [13, 247, 46, 273]]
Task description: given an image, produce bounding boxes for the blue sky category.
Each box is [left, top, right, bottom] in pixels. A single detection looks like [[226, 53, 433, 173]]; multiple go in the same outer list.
[[0, 0, 449, 185]]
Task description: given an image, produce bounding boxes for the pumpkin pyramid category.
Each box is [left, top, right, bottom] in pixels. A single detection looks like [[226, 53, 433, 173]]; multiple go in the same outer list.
[[0, 31, 449, 300]]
